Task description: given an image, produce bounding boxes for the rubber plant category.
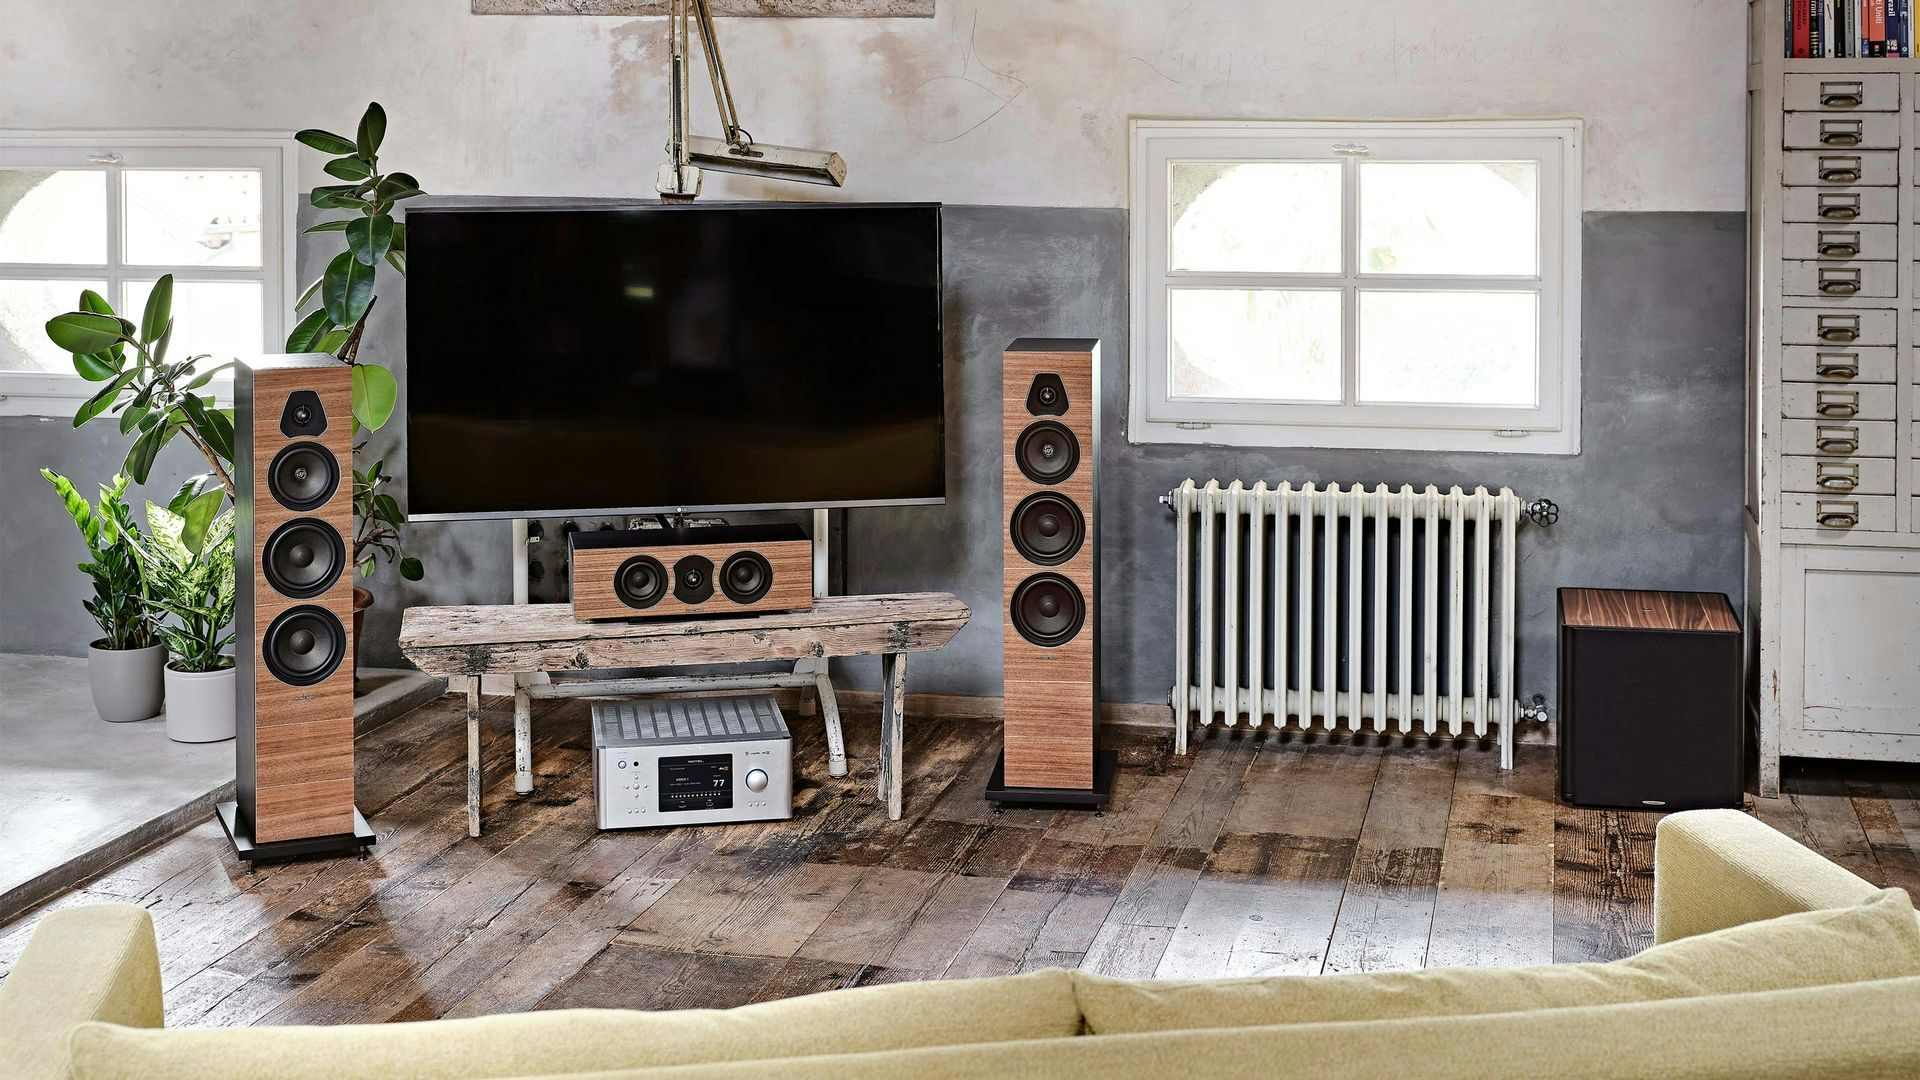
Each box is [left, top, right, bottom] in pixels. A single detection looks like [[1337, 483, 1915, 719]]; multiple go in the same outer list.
[[289, 101, 423, 584], [40, 471, 159, 651], [137, 501, 238, 673], [42, 276, 233, 553]]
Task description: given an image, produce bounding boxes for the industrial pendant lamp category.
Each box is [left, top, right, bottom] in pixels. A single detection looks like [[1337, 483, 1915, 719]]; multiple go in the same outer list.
[[657, 0, 848, 200]]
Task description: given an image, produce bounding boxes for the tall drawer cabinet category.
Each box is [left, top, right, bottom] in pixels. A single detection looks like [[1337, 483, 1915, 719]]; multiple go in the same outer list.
[[1749, 1, 1920, 796]]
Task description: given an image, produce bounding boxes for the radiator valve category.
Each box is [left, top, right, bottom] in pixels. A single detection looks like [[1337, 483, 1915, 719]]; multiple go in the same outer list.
[[1525, 498, 1559, 527], [1519, 693, 1550, 723]]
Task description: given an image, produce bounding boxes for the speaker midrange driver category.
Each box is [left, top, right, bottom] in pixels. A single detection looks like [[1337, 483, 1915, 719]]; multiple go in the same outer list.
[[1014, 420, 1079, 485], [267, 441, 340, 512], [261, 605, 347, 687], [1010, 572, 1085, 648], [615, 554, 668, 610], [720, 550, 774, 603]]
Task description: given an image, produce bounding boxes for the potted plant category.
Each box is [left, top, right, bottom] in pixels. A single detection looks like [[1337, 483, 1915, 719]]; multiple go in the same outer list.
[[290, 102, 426, 652], [43, 276, 234, 553], [139, 501, 238, 743], [42, 471, 165, 723]]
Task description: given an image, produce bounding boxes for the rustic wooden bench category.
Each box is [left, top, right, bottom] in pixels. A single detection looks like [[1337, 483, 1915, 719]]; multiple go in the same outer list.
[[397, 593, 971, 835]]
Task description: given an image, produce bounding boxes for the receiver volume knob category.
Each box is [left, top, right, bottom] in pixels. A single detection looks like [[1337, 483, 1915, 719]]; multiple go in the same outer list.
[[745, 768, 769, 793]]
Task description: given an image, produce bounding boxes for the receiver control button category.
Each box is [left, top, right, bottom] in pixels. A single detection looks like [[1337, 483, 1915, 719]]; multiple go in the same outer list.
[[745, 768, 769, 793]]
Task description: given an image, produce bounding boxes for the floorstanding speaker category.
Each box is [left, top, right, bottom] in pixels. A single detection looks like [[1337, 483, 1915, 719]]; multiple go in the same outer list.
[[218, 355, 375, 864], [987, 338, 1115, 807]]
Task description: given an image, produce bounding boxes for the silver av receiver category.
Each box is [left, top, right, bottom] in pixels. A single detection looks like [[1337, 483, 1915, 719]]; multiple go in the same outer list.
[[591, 696, 793, 829]]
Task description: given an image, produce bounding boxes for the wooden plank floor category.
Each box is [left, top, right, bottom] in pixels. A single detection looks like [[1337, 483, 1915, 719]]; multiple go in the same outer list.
[[3, 694, 1917, 1026]]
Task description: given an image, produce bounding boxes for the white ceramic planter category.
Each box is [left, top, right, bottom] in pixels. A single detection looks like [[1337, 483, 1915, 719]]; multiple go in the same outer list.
[[87, 641, 166, 724], [164, 662, 237, 743]]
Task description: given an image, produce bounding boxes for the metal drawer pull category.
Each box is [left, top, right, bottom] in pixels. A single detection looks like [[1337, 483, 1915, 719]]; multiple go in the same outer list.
[[1816, 501, 1859, 528], [1815, 390, 1860, 417], [1816, 463, 1860, 491], [1818, 278, 1860, 295], [1817, 193, 1862, 219], [1818, 204, 1860, 219], [1816, 316, 1860, 341], [1815, 427, 1859, 453], [1814, 354, 1859, 378], [1819, 82, 1865, 107], [1819, 166, 1862, 182], [1819, 120, 1864, 145], [1818, 240, 1860, 257]]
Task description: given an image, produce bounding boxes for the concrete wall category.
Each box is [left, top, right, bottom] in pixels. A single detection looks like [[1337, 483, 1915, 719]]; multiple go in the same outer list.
[[0, 0, 1742, 212]]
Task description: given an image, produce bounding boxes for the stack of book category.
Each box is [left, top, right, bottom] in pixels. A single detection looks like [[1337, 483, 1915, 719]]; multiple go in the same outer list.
[[1789, 0, 1913, 56]]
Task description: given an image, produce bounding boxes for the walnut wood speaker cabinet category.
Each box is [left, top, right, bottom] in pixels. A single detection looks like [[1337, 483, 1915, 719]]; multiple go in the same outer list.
[[219, 355, 374, 863], [988, 338, 1115, 806], [1558, 588, 1743, 810], [569, 523, 814, 621]]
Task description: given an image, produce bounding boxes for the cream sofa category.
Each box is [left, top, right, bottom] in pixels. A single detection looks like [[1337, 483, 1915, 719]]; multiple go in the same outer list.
[[3, 810, 1917, 1080]]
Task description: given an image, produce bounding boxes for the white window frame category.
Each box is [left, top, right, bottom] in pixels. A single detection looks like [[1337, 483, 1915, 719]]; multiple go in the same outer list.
[[1128, 118, 1582, 454], [0, 130, 298, 416]]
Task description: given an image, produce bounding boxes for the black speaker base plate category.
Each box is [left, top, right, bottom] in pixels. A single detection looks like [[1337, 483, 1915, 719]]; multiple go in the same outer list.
[[985, 748, 1117, 809], [217, 801, 375, 866]]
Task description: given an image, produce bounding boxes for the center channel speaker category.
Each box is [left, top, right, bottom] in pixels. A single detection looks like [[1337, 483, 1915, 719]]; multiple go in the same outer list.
[[987, 338, 1115, 807], [218, 355, 374, 864], [570, 523, 814, 621]]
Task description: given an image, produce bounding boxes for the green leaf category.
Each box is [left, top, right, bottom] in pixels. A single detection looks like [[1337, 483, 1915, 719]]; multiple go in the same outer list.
[[351, 363, 398, 432], [295, 128, 358, 155], [139, 274, 173, 345], [118, 401, 151, 435], [383, 172, 419, 191], [73, 351, 118, 381], [46, 311, 128, 355], [389, 221, 405, 252], [177, 488, 225, 555], [357, 102, 387, 159], [294, 275, 323, 313], [345, 214, 394, 266], [385, 250, 406, 275], [357, 557, 375, 578], [73, 368, 138, 427], [77, 289, 115, 317], [304, 219, 351, 234], [125, 422, 169, 484], [310, 184, 370, 211], [182, 361, 232, 392], [315, 329, 350, 355], [323, 156, 373, 181], [373, 178, 422, 204], [284, 309, 333, 353], [322, 251, 375, 325], [374, 491, 403, 525], [152, 319, 172, 366], [182, 394, 234, 463], [167, 474, 214, 514]]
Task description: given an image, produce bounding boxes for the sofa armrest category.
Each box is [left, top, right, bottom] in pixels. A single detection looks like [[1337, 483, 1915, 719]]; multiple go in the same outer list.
[[0, 904, 164, 1080], [1654, 809, 1885, 944]]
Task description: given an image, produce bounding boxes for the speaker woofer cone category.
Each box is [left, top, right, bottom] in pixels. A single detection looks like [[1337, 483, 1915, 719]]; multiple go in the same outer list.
[[1014, 421, 1079, 485], [720, 551, 773, 604], [614, 555, 667, 609], [262, 605, 346, 686], [267, 441, 340, 512], [262, 519, 345, 599], [1010, 572, 1085, 648], [1010, 492, 1085, 566]]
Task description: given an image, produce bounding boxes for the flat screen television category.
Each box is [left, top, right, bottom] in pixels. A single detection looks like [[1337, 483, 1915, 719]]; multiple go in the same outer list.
[[404, 202, 944, 520]]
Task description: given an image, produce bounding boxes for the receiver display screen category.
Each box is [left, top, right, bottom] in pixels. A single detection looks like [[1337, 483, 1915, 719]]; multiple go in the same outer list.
[[658, 754, 733, 812]]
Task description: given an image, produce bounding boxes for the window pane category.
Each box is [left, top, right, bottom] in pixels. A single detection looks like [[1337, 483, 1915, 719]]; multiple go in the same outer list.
[[1358, 291, 1536, 406], [0, 170, 107, 265], [1170, 162, 1341, 274], [123, 280, 263, 367], [1169, 287, 1341, 402], [0, 279, 110, 373], [124, 170, 263, 267], [1359, 162, 1537, 276]]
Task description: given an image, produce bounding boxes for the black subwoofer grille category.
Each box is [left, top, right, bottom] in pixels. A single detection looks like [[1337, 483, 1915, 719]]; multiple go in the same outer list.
[[720, 551, 773, 604], [615, 555, 668, 610], [263, 519, 345, 599], [1010, 492, 1084, 566], [262, 605, 346, 686], [1010, 572, 1085, 648], [267, 441, 339, 512]]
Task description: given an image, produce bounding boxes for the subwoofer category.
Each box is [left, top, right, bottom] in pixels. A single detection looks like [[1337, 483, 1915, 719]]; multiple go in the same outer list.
[[570, 523, 813, 621], [988, 338, 1114, 806], [219, 355, 374, 863]]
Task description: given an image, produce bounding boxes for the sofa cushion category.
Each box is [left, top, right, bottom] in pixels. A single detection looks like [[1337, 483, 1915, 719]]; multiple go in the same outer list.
[[67, 968, 1080, 1080], [509, 976, 1920, 1080], [1076, 887, 1920, 1034]]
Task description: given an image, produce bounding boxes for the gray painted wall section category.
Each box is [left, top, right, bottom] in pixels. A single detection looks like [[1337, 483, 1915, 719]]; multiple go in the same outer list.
[[2, 207, 1745, 719]]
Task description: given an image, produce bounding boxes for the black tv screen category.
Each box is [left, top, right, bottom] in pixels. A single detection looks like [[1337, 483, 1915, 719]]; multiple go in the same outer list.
[[405, 202, 944, 519]]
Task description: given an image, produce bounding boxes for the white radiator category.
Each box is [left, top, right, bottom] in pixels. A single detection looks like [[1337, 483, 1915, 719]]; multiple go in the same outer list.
[[1169, 479, 1527, 769]]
